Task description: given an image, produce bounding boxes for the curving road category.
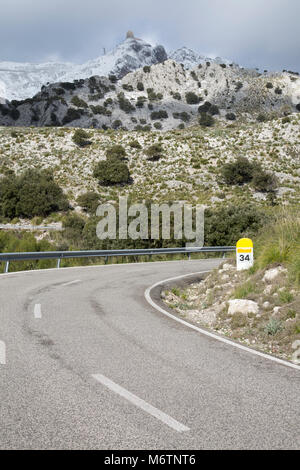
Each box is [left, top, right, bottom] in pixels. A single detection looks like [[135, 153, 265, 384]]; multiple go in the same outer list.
[[0, 259, 299, 450]]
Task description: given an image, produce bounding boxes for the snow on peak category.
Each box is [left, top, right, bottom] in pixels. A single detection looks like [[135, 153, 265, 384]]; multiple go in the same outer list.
[[169, 47, 232, 69], [0, 36, 167, 101]]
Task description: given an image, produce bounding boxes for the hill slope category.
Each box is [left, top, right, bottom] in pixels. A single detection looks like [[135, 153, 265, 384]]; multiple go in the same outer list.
[[0, 60, 299, 131]]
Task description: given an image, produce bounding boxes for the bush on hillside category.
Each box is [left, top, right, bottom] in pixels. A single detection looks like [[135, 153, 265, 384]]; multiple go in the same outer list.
[[185, 92, 201, 104], [145, 143, 164, 161], [129, 140, 142, 149], [72, 129, 92, 147], [226, 112, 236, 121], [62, 107, 83, 125], [93, 158, 130, 185], [199, 112, 214, 127], [117, 92, 135, 113], [0, 169, 69, 219], [106, 145, 127, 160], [71, 96, 88, 108], [173, 112, 191, 122], [172, 92, 181, 100], [222, 157, 256, 185], [222, 157, 278, 192], [137, 82, 144, 91], [150, 110, 168, 120], [204, 204, 266, 246], [252, 170, 278, 193], [77, 192, 100, 214]]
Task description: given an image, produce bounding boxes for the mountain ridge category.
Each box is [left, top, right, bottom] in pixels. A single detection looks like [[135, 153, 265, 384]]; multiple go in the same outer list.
[[0, 33, 232, 101]]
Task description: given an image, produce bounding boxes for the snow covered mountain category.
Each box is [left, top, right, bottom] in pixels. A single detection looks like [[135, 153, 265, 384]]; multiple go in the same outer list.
[[1, 58, 299, 132], [0, 33, 233, 102], [0, 32, 167, 101], [169, 47, 231, 69]]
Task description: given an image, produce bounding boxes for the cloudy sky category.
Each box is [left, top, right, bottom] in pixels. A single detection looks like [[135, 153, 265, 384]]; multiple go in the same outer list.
[[1, 0, 299, 71]]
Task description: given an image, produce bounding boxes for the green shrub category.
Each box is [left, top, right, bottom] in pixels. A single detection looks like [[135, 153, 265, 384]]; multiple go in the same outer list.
[[185, 92, 201, 104], [122, 84, 134, 91], [252, 170, 278, 193], [117, 92, 135, 113], [62, 108, 83, 125], [154, 122, 162, 129], [226, 112, 236, 121], [199, 112, 214, 127], [129, 140, 142, 149], [150, 110, 168, 120], [90, 105, 111, 116], [71, 96, 88, 108], [275, 87, 282, 95], [106, 145, 127, 160], [257, 113, 267, 122], [0, 169, 69, 219], [235, 81, 243, 92], [172, 92, 181, 100], [264, 319, 283, 336], [112, 120, 123, 129], [63, 213, 86, 243], [143, 66, 151, 73], [137, 82, 144, 91], [198, 101, 212, 113], [93, 158, 130, 185], [145, 143, 163, 161], [204, 204, 265, 246], [173, 112, 191, 122], [266, 82, 273, 89], [72, 129, 92, 147], [147, 88, 163, 101], [76, 192, 100, 213], [222, 157, 255, 185]]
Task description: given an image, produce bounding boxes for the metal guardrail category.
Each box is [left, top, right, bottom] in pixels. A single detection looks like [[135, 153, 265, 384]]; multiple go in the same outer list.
[[0, 246, 235, 273]]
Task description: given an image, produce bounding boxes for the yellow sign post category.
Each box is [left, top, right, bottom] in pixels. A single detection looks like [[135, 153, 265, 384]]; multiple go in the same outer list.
[[236, 238, 254, 271]]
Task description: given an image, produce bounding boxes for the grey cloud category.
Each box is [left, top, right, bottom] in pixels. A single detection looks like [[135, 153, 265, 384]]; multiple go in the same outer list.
[[0, 0, 299, 71]]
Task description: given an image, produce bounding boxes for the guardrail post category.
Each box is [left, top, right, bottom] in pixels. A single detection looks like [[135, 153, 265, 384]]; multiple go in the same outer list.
[[4, 261, 9, 273], [56, 258, 61, 269], [105, 256, 108, 265], [188, 252, 191, 261]]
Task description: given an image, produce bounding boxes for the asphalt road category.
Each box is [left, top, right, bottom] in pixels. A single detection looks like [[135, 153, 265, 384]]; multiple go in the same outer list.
[[0, 259, 299, 450]]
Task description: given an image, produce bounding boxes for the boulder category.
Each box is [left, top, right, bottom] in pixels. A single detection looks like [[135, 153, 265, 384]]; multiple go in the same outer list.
[[263, 266, 287, 283], [228, 299, 259, 316]]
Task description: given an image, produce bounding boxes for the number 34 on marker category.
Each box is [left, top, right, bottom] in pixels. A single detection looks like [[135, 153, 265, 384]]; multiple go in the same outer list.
[[236, 238, 254, 271]]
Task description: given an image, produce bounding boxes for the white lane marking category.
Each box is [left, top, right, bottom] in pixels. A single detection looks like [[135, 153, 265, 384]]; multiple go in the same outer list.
[[145, 271, 300, 372], [34, 304, 42, 319], [0, 340, 6, 364], [92, 374, 190, 433], [61, 279, 80, 287]]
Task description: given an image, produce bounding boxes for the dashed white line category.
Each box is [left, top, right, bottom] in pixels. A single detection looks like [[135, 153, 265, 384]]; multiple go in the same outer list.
[[92, 373, 190, 433], [34, 304, 42, 319], [61, 280, 80, 287]]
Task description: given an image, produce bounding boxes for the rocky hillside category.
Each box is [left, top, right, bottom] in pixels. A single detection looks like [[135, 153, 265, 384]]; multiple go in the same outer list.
[[163, 213, 300, 364], [0, 59, 300, 131], [0, 113, 299, 207]]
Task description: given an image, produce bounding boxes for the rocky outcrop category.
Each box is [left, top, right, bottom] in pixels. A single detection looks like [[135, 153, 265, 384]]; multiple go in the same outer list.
[[228, 299, 259, 316], [0, 58, 299, 131]]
